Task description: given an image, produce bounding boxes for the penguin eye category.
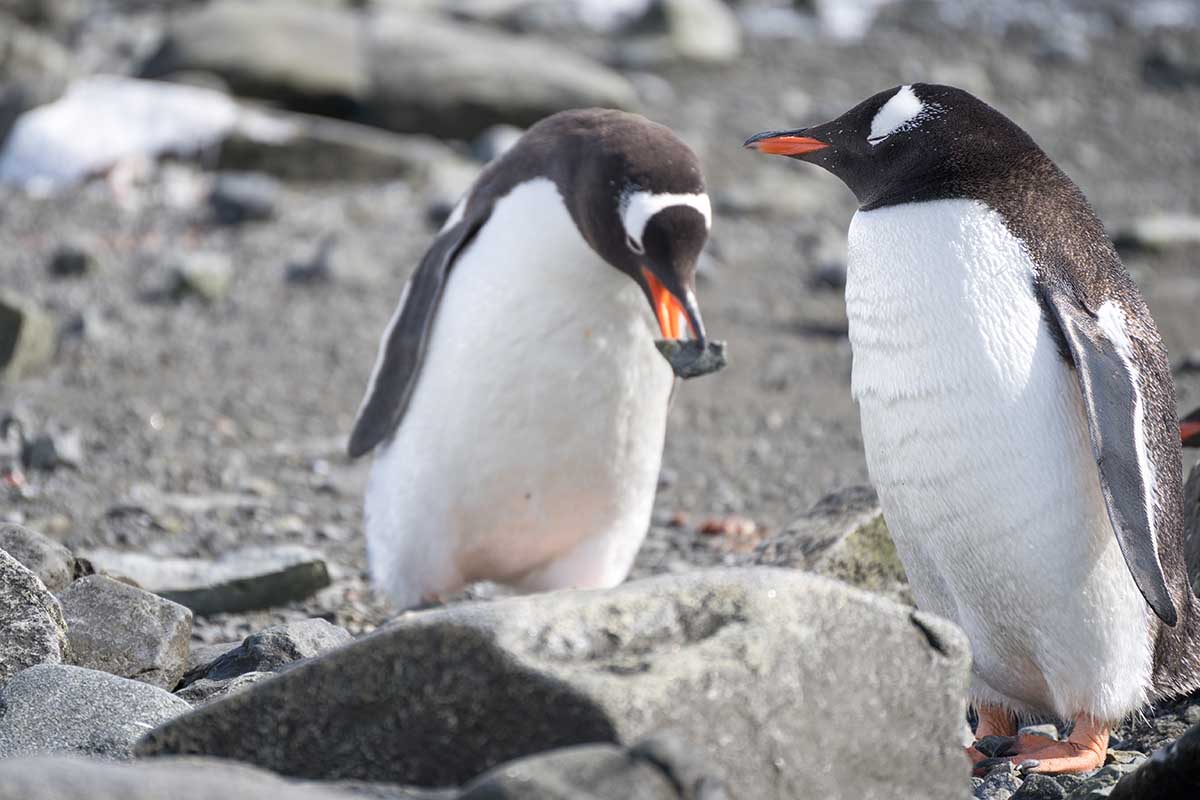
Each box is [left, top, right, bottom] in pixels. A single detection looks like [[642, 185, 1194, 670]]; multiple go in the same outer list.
[[626, 234, 645, 255]]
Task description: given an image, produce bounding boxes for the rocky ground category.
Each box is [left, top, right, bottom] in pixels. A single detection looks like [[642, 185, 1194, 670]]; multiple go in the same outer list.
[[3, 0, 1200, 798]]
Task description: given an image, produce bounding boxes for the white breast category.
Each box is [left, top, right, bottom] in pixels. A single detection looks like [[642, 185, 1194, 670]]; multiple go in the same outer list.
[[845, 198, 1153, 722], [365, 178, 673, 607]]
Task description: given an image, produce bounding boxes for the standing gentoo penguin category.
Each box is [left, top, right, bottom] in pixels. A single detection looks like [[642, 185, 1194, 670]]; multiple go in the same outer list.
[[348, 109, 713, 608], [747, 84, 1200, 774]]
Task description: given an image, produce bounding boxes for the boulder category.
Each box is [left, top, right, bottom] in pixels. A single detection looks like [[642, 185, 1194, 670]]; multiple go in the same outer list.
[[138, 569, 971, 799], [0, 548, 69, 685], [1111, 718, 1200, 800], [84, 546, 331, 615], [176, 671, 271, 707], [141, 1, 369, 118], [755, 486, 912, 604], [0, 523, 75, 592], [0, 664, 190, 759], [1112, 214, 1200, 253], [58, 575, 192, 690], [364, 12, 637, 138], [0, 16, 72, 146], [458, 734, 728, 799], [0, 755, 457, 799], [220, 107, 472, 183], [179, 619, 352, 699], [208, 171, 280, 225], [0, 290, 57, 379], [661, 0, 741, 64]]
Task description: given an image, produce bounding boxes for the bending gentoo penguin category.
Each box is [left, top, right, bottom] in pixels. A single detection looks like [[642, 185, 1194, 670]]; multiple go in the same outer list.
[[348, 109, 712, 607], [746, 84, 1200, 774]]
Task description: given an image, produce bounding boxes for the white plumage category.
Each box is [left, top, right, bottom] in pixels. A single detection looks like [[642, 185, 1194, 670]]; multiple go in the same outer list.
[[364, 177, 674, 607], [845, 198, 1153, 722]]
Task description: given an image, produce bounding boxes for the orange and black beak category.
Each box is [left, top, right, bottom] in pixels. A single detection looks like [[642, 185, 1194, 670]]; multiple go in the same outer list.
[[743, 130, 830, 158], [642, 267, 706, 345]]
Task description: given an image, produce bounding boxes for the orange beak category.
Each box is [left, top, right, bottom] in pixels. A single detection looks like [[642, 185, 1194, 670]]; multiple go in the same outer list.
[[1182, 421, 1200, 447], [642, 267, 687, 340], [743, 133, 830, 156]]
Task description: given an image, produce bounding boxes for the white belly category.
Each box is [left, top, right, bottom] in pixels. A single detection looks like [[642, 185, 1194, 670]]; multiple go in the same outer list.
[[365, 178, 673, 607], [846, 199, 1152, 721]]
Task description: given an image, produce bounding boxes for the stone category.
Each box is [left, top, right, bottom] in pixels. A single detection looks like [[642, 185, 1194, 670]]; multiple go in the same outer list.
[[458, 735, 727, 799], [0, 548, 69, 684], [181, 618, 352, 688], [220, 107, 470, 183], [141, 1, 369, 118], [83, 545, 332, 615], [1112, 214, 1200, 253], [1142, 30, 1200, 90], [0, 289, 57, 380], [661, 0, 742, 64], [0, 523, 75, 591], [0, 754, 454, 800], [58, 575, 192, 690], [0, 664, 190, 759], [285, 235, 337, 285], [755, 486, 911, 602], [364, 12, 636, 139], [138, 569, 971, 799], [47, 242, 95, 278], [1110, 718, 1200, 799], [976, 763, 1021, 799], [1011, 775, 1066, 799], [471, 124, 524, 164], [209, 172, 280, 225], [0, 15, 72, 146], [176, 671, 270, 707], [173, 252, 235, 303], [654, 339, 727, 379]]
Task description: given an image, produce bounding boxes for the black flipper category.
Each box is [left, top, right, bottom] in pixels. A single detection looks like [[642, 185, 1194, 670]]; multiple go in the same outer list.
[[1039, 285, 1178, 626], [347, 211, 489, 458]]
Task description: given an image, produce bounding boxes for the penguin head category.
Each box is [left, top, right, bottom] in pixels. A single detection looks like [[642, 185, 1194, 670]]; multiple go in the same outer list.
[[562, 112, 712, 344], [744, 84, 1037, 210]]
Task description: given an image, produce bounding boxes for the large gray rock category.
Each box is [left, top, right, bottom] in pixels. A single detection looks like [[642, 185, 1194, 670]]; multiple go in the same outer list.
[[0, 16, 72, 146], [0, 289, 57, 379], [458, 734, 728, 799], [141, 1, 369, 117], [84, 546, 331, 615], [58, 575, 192, 690], [182, 618, 352, 686], [0, 548, 69, 684], [0, 755, 453, 799], [0, 523, 76, 591], [0, 664, 190, 759], [755, 486, 912, 604], [138, 569, 971, 799], [220, 107, 472, 183], [364, 12, 637, 138]]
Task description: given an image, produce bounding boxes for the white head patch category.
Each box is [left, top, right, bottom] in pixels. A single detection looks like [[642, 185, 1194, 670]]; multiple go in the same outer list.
[[620, 190, 712, 251], [868, 85, 925, 144]]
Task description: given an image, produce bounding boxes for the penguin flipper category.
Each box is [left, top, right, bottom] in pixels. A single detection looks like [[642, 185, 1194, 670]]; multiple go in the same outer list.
[[347, 210, 490, 459], [1038, 285, 1178, 626]]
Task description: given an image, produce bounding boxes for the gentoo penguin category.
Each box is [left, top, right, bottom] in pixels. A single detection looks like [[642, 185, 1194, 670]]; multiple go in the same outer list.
[[348, 109, 713, 608], [747, 84, 1200, 774]]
